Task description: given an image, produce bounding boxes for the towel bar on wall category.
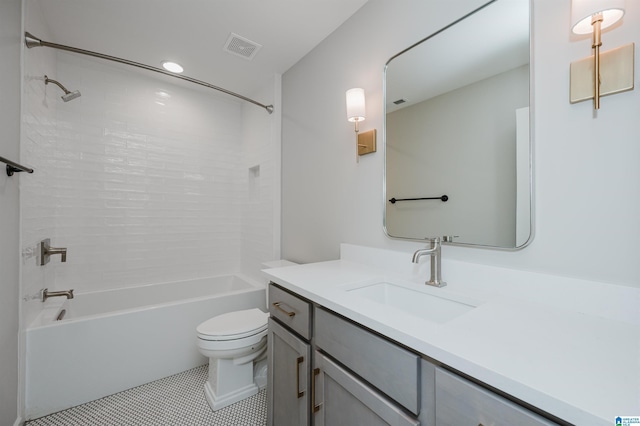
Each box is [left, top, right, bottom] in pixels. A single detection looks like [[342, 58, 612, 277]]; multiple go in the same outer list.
[[0, 155, 34, 176], [388, 195, 448, 204]]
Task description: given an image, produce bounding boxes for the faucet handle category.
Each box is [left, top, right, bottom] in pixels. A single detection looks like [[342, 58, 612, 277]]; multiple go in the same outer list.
[[37, 239, 51, 266], [37, 239, 68, 265]]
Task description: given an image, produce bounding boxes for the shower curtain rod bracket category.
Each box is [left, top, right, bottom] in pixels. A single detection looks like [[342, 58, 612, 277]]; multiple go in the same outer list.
[[1, 155, 34, 176], [24, 32, 275, 114], [25, 32, 42, 49]]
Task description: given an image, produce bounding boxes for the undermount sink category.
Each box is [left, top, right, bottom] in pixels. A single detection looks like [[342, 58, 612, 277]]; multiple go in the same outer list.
[[347, 281, 477, 324]]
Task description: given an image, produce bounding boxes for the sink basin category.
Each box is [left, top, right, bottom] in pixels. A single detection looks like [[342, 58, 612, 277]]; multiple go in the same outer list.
[[347, 282, 476, 324]]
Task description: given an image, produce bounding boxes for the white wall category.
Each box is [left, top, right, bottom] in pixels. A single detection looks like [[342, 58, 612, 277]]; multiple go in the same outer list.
[[282, 0, 640, 289], [0, 0, 22, 423]]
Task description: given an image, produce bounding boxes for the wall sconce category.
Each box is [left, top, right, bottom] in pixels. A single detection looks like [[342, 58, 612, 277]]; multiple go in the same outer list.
[[570, 0, 634, 109], [346, 88, 376, 162]]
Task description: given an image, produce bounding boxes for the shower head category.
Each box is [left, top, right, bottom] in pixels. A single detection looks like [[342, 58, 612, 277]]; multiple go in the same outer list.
[[44, 75, 81, 102], [61, 90, 82, 102]]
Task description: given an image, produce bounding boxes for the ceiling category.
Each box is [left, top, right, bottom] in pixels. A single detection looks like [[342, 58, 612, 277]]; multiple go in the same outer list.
[[30, 0, 368, 100], [386, 0, 530, 112]]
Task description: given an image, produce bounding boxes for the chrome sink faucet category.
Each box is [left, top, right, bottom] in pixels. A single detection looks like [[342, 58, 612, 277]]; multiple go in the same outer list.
[[42, 288, 74, 302], [412, 238, 446, 288]]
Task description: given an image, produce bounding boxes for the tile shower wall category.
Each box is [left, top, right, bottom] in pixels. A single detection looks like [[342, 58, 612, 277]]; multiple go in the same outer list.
[[22, 1, 57, 328], [21, 47, 273, 325], [240, 79, 280, 284]]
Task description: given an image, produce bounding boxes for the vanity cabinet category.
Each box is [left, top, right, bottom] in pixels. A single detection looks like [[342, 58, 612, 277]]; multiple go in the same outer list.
[[313, 306, 435, 426], [267, 284, 312, 426], [267, 318, 310, 426], [314, 307, 422, 416], [435, 368, 558, 426], [267, 282, 559, 426], [312, 351, 418, 426], [268, 283, 433, 425]]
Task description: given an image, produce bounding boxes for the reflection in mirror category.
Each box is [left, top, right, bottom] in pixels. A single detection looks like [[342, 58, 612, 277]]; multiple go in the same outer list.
[[384, 0, 531, 249]]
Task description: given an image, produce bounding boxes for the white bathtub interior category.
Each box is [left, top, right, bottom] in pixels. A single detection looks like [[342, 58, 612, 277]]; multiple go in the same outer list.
[[25, 274, 266, 420]]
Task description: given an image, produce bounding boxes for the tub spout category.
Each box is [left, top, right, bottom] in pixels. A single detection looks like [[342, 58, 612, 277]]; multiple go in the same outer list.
[[42, 288, 74, 302]]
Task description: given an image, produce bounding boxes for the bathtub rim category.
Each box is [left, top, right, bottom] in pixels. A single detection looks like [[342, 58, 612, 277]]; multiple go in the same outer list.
[[28, 273, 265, 329]]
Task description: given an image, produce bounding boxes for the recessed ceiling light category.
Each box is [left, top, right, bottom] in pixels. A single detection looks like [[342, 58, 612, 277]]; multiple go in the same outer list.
[[161, 61, 183, 73]]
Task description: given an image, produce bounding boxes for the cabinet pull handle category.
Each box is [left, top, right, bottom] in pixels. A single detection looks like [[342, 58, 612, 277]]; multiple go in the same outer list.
[[312, 367, 322, 413], [296, 356, 305, 398], [272, 302, 296, 317]]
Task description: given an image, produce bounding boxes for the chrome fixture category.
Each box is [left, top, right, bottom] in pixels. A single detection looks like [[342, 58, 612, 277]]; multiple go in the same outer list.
[[37, 239, 67, 266], [44, 75, 81, 102], [26, 32, 274, 114], [42, 288, 74, 302], [412, 238, 446, 288]]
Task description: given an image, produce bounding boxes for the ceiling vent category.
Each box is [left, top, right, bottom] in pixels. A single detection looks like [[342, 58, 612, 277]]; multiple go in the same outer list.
[[223, 33, 262, 61], [393, 98, 407, 105]]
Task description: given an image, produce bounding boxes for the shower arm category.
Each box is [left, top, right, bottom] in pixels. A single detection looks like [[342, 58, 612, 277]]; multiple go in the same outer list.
[[44, 75, 71, 94], [25, 32, 274, 114]]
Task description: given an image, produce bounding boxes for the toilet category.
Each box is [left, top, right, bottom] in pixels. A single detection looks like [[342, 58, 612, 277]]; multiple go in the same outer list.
[[196, 308, 269, 411]]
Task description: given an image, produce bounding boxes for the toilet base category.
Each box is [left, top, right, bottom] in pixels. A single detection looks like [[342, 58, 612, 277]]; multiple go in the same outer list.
[[203, 356, 260, 411], [203, 379, 259, 411]]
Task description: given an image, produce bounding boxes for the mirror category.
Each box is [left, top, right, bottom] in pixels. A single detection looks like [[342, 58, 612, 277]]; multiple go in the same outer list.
[[384, 0, 531, 249]]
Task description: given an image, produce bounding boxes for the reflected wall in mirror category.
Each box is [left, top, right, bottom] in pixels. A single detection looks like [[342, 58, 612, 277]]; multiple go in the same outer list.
[[384, 0, 532, 249]]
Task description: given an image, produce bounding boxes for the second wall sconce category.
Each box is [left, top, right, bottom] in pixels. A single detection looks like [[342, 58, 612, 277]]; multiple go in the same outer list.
[[570, 0, 634, 109], [346, 88, 376, 162]]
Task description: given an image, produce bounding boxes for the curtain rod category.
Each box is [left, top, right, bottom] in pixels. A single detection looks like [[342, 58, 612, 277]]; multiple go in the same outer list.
[[25, 32, 274, 114]]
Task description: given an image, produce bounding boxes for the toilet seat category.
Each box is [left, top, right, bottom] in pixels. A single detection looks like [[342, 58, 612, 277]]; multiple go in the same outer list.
[[197, 308, 268, 341]]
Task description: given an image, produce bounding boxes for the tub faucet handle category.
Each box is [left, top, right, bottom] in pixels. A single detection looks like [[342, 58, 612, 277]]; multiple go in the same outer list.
[[38, 238, 68, 265]]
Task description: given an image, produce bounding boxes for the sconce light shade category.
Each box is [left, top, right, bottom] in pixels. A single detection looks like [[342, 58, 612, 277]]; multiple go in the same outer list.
[[346, 88, 366, 122], [571, 0, 625, 34]]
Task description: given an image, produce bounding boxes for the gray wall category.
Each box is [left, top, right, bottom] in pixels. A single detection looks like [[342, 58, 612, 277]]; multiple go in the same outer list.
[[0, 0, 22, 423], [281, 0, 640, 288]]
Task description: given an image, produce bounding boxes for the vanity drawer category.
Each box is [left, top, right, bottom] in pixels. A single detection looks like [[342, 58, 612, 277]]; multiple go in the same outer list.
[[435, 368, 558, 426], [268, 283, 311, 340], [314, 307, 420, 415]]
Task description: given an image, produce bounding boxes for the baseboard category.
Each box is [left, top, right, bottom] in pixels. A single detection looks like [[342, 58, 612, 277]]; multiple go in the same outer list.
[[14, 416, 24, 426]]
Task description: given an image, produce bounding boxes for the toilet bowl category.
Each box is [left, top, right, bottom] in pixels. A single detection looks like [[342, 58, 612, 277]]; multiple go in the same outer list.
[[196, 308, 269, 411]]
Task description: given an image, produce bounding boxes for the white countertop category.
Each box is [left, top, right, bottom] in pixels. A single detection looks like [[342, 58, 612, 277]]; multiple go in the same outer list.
[[263, 247, 640, 426]]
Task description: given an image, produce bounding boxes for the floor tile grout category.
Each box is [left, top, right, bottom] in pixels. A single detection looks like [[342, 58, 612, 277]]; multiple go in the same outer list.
[[25, 365, 267, 426]]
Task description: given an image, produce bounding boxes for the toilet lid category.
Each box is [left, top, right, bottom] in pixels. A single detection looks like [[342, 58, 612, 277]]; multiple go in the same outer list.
[[197, 308, 268, 340]]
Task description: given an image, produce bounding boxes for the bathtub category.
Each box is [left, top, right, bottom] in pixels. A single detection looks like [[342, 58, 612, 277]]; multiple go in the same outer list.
[[25, 274, 266, 420]]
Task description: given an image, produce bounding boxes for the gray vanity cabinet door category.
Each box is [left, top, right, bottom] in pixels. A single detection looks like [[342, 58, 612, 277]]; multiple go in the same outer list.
[[435, 368, 558, 426], [268, 317, 310, 426], [314, 307, 420, 414], [313, 351, 419, 426]]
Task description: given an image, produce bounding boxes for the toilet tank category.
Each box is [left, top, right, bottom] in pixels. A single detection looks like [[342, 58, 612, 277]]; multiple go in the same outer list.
[[261, 260, 298, 306]]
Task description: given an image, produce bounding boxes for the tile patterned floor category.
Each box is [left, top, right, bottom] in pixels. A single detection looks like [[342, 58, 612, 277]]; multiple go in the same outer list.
[[25, 365, 267, 426]]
